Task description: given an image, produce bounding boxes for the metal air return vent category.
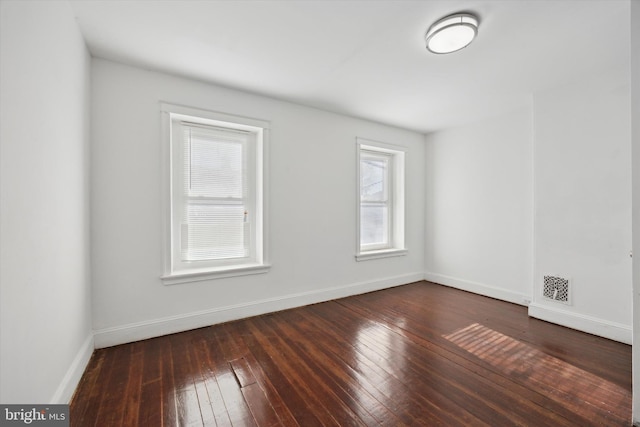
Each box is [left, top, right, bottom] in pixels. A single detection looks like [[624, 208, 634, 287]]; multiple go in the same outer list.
[[543, 275, 571, 305]]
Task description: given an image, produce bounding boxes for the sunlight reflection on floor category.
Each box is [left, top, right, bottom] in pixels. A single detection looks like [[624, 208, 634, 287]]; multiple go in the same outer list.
[[355, 320, 407, 398], [443, 323, 631, 415]]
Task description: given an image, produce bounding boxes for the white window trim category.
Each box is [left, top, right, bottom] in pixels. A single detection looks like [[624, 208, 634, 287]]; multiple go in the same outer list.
[[356, 138, 407, 262], [355, 248, 408, 262], [160, 103, 270, 284]]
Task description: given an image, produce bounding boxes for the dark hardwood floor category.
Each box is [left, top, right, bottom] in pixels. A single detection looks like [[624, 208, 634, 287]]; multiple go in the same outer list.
[[70, 281, 632, 426]]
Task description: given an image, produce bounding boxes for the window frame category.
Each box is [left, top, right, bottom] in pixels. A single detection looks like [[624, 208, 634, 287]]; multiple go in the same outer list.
[[161, 103, 270, 284], [359, 149, 393, 252], [356, 138, 407, 261]]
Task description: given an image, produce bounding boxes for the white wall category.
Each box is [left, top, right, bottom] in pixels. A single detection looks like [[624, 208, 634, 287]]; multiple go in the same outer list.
[[424, 109, 533, 305], [90, 59, 425, 347], [0, 0, 93, 403], [631, 0, 640, 422], [530, 65, 632, 343], [424, 63, 632, 345]]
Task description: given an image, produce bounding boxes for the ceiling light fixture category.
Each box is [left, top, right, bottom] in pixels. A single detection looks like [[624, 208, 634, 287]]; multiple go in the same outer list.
[[425, 13, 479, 54]]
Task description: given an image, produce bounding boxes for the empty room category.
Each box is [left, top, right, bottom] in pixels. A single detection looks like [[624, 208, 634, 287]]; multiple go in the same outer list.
[[1, 0, 640, 425]]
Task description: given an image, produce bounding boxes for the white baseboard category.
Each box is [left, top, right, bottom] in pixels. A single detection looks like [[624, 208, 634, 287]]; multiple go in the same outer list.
[[528, 302, 632, 344], [50, 333, 94, 404], [94, 272, 424, 348], [424, 272, 529, 306]]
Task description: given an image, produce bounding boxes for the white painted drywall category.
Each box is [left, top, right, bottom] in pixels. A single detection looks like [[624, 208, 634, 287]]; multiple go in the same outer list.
[[424, 61, 633, 344], [0, 0, 93, 403], [631, 0, 640, 422], [90, 59, 425, 346], [531, 64, 632, 341], [424, 109, 533, 305]]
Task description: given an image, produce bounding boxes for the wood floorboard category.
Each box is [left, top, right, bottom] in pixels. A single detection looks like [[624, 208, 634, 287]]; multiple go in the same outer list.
[[122, 342, 144, 425], [171, 332, 204, 426], [209, 325, 258, 427], [137, 337, 163, 426], [339, 291, 627, 425], [160, 334, 178, 427], [387, 284, 632, 387], [300, 303, 488, 426], [327, 301, 586, 426], [69, 349, 106, 425], [216, 323, 299, 427], [192, 332, 233, 427], [181, 333, 217, 426], [216, 323, 282, 427], [259, 312, 383, 426], [70, 281, 632, 426], [248, 315, 353, 426], [95, 343, 133, 426], [279, 309, 410, 426], [311, 300, 567, 427], [355, 288, 632, 425], [236, 320, 327, 426]]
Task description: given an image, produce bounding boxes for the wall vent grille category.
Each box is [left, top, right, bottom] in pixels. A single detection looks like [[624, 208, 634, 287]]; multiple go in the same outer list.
[[543, 275, 571, 305]]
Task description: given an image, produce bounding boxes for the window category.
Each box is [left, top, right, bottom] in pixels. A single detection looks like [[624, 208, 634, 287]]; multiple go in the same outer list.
[[356, 138, 406, 261], [161, 104, 269, 284]]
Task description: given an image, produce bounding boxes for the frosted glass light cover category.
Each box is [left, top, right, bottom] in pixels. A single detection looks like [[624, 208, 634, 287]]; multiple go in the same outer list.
[[426, 13, 478, 54]]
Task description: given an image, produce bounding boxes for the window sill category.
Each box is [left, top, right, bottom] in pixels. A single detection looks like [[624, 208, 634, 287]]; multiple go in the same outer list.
[[161, 263, 271, 285], [356, 249, 408, 262]]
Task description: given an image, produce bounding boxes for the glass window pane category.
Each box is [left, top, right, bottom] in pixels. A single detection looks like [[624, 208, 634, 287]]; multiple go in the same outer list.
[[360, 204, 388, 246], [360, 157, 387, 202]]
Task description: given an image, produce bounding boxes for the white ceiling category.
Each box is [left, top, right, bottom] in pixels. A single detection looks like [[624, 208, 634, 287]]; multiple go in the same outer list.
[[69, 0, 630, 134]]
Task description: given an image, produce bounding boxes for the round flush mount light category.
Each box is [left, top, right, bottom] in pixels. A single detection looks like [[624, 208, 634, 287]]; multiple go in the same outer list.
[[425, 13, 479, 54]]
